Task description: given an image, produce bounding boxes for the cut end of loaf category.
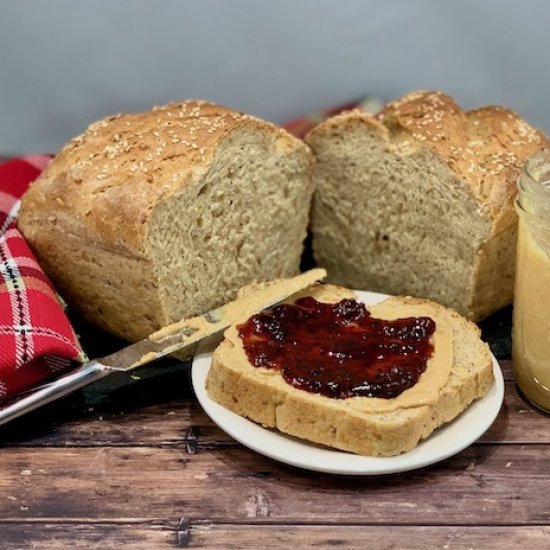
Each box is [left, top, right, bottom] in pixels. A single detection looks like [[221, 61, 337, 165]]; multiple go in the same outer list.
[[145, 115, 315, 334], [306, 90, 549, 320]]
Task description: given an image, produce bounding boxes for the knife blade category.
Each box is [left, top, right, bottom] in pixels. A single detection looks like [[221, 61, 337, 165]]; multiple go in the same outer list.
[[0, 269, 326, 427]]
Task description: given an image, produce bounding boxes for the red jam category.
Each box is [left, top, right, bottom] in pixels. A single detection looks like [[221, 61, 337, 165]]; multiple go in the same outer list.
[[237, 297, 436, 399]]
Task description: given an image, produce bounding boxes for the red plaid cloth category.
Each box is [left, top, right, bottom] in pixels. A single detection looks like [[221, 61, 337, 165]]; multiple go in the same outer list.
[[282, 96, 383, 138], [0, 157, 85, 403]]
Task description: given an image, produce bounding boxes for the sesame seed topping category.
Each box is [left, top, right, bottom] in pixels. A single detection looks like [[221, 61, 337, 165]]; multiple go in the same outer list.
[[380, 91, 548, 205]]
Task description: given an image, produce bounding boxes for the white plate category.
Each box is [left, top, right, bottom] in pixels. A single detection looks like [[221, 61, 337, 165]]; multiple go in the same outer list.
[[191, 290, 505, 475]]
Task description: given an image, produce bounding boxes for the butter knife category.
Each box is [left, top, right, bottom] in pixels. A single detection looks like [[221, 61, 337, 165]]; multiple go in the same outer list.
[[0, 268, 326, 427]]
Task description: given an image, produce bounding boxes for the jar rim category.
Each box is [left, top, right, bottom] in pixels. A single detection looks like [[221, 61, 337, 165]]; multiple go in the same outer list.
[[524, 149, 550, 186]]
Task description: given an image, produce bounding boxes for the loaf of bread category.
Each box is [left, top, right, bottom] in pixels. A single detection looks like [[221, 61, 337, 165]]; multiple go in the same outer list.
[[305, 91, 549, 320], [18, 101, 314, 341], [206, 283, 494, 457]]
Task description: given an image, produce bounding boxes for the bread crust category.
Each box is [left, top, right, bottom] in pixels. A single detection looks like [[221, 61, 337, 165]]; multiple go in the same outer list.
[[307, 91, 548, 227], [19, 101, 306, 255], [206, 286, 494, 457]]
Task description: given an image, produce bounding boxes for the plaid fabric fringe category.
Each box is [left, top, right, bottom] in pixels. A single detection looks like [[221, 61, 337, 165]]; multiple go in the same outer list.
[[0, 157, 85, 403]]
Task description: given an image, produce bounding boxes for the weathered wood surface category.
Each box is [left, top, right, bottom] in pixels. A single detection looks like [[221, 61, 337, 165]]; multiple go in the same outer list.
[[1, 443, 549, 524], [0, 522, 178, 549], [1, 524, 549, 549], [1, 341, 549, 547]]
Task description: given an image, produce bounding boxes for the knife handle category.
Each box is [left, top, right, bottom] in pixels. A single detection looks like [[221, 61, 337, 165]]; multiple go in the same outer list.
[[0, 361, 112, 428]]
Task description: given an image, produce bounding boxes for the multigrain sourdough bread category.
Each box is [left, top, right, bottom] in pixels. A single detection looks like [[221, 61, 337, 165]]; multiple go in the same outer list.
[[18, 101, 314, 341], [305, 91, 550, 321], [206, 283, 494, 456]]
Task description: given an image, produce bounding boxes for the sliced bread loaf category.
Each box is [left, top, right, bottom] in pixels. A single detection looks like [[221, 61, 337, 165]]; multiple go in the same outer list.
[[206, 283, 494, 457], [305, 91, 549, 320], [18, 101, 314, 341]]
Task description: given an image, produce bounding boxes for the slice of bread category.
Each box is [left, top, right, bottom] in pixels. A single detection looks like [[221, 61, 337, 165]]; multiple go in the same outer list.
[[18, 101, 313, 341], [305, 91, 549, 321], [206, 284, 494, 456]]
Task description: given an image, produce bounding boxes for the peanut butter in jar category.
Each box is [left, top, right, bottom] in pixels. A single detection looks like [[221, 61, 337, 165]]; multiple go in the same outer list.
[[513, 152, 550, 412]]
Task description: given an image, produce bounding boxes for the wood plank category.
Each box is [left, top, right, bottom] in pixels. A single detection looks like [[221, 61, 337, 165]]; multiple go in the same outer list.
[[0, 523, 549, 549], [0, 399, 214, 449], [0, 521, 177, 549], [0, 444, 549, 525], [480, 381, 550, 443], [186, 525, 550, 549], [1, 377, 546, 448], [499, 359, 513, 380]]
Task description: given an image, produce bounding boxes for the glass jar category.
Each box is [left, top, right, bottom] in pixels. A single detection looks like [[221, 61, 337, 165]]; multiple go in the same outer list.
[[513, 151, 550, 412]]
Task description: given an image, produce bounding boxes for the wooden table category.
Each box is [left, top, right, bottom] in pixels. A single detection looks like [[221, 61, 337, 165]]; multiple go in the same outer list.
[[0, 309, 549, 549]]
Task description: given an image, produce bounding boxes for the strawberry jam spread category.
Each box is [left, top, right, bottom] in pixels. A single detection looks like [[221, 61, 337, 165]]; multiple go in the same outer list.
[[237, 297, 436, 399]]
